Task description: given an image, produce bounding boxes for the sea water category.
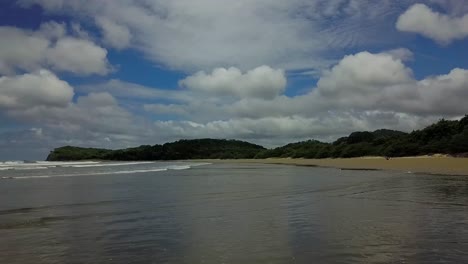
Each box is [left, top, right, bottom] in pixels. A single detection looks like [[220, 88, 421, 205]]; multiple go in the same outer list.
[[1, 162, 467, 263]]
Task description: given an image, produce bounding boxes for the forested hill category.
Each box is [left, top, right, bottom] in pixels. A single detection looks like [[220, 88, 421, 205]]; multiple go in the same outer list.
[[46, 139, 266, 161], [47, 117, 468, 161], [256, 116, 468, 159]]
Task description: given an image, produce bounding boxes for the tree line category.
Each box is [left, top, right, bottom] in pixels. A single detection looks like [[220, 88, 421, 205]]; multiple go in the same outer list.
[[47, 116, 468, 161], [46, 139, 265, 161]]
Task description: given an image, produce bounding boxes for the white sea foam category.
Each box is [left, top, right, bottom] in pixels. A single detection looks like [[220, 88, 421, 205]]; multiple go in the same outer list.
[[12, 166, 49, 170], [35, 161, 100, 166], [167, 165, 192, 170], [68, 162, 154, 168], [110, 168, 168, 174], [1, 162, 211, 179], [0, 161, 101, 169], [10, 168, 170, 180], [188, 162, 212, 167], [7, 175, 52, 179], [0, 161, 24, 165]]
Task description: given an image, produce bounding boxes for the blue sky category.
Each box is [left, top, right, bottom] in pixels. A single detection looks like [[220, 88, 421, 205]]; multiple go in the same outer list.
[[1, 0, 468, 160]]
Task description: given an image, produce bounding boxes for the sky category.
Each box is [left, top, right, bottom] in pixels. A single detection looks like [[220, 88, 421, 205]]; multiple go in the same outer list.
[[1, 0, 468, 160]]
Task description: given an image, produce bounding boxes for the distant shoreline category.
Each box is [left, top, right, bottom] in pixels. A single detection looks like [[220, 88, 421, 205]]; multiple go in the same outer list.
[[197, 156, 468, 176]]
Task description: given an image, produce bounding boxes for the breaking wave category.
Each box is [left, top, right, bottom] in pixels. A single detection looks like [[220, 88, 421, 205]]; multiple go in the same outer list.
[[0, 161, 100, 169], [2, 162, 212, 180], [66, 162, 155, 168]]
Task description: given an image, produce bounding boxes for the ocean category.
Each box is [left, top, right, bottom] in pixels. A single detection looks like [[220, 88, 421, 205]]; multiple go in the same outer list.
[[1, 161, 467, 263]]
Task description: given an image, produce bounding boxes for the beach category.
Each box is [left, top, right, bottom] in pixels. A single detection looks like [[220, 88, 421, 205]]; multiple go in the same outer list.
[[201, 156, 468, 176]]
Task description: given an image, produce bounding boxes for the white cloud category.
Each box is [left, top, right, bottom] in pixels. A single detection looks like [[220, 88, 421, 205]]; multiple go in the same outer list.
[[382, 48, 414, 61], [144, 104, 188, 116], [304, 51, 468, 116], [8, 1, 468, 160], [147, 51, 468, 129], [179, 66, 286, 99], [0, 26, 49, 74], [311, 51, 413, 109], [396, 3, 468, 44], [18, 0, 418, 71], [0, 69, 74, 110], [46, 37, 110, 75], [95, 17, 132, 50], [150, 112, 436, 147], [7, 91, 150, 148], [67, 50, 468, 151], [319, 51, 412, 87], [403, 68, 468, 115], [0, 22, 111, 75], [77, 79, 197, 103], [38, 21, 66, 40]]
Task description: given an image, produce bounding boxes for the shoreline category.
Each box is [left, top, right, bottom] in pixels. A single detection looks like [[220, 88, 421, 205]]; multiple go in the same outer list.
[[197, 156, 468, 176]]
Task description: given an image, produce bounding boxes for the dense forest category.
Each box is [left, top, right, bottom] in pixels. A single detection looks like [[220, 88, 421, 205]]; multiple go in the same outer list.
[[47, 139, 265, 161], [256, 116, 468, 159], [47, 116, 468, 161]]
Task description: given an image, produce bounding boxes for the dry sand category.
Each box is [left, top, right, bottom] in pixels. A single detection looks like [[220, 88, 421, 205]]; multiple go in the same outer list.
[[200, 156, 468, 176]]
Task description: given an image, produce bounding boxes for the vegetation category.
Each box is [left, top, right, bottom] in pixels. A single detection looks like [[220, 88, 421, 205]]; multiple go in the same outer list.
[[47, 139, 265, 161], [46, 146, 113, 161], [255, 116, 468, 159], [47, 116, 468, 161]]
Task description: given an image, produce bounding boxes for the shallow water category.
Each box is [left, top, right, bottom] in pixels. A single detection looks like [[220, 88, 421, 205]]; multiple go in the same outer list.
[[1, 162, 468, 263]]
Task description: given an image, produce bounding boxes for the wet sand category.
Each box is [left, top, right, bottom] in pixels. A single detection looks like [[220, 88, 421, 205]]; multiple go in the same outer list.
[[200, 156, 468, 176]]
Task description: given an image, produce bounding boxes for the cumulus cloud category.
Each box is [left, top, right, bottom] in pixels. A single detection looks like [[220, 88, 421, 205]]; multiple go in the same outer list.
[[0, 70, 146, 158], [148, 51, 468, 134], [2, 46, 468, 159], [76, 50, 468, 149], [0, 69, 74, 110], [77, 79, 198, 103], [396, 3, 468, 44], [309, 51, 468, 116], [7, 1, 468, 160], [46, 37, 110, 75], [6, 91, 150, 149], [95, 17, 132, 50], [150, 112, 436, 147], [0, 92, 155, 159], [310, 51, 414, 110], [143, 104, 188, 116], [0, 22, 111, 75], [0, 27, 49, 74], [18, 0, 417, 71], [382, 48, 414, 61], [403, 68, 468, 115], [316, 52, 413, 96], [179, 66, 286, 99]]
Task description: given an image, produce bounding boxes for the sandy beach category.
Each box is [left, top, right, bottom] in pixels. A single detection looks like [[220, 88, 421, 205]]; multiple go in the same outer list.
[[201, 156, 468, 176]]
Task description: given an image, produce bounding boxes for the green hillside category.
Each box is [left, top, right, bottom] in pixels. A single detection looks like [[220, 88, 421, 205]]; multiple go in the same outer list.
[[47, 139, 266, 161], [255, 116, 468, 159], [47, 116, 468, 161]]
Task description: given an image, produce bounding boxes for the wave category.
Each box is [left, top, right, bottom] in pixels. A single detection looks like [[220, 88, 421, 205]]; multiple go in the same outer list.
[[0, 161, 24, 165], [35, 161, 100, 166], [188, 162, 212, 167], [0, 166, 49, 170], [1, 162, 212, 180], [10, 168, 169, 180], [167, 165, 192, 170], [67, 162, 155, 168], [0, 161, 100, 168], [110, 168, 168, 174], [11, 166, 49, 170]]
